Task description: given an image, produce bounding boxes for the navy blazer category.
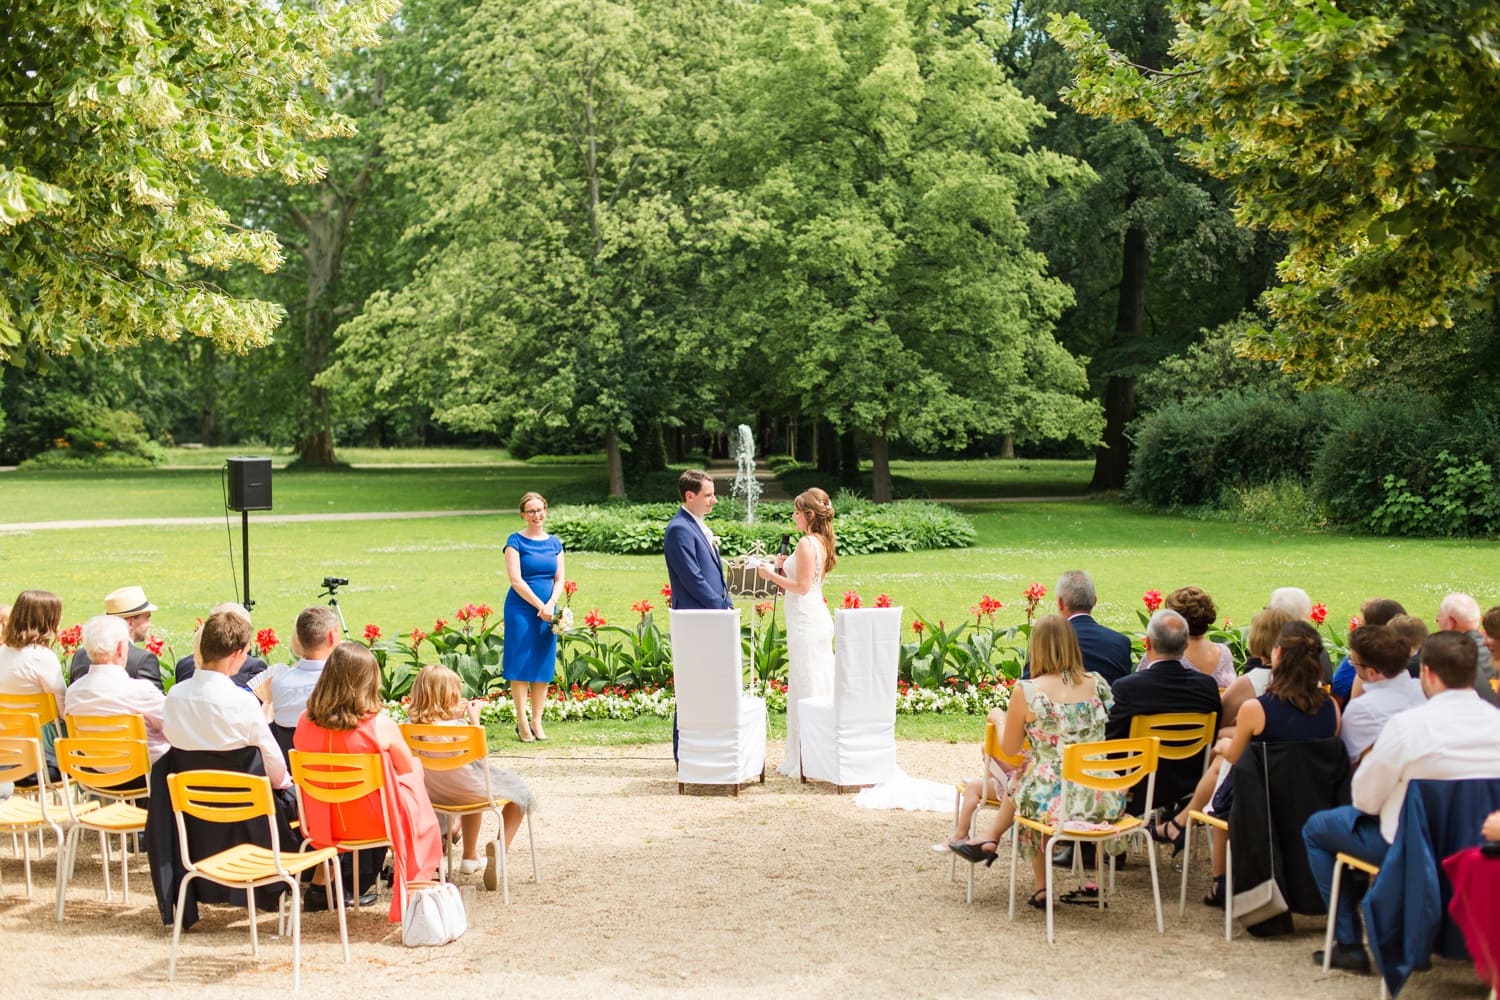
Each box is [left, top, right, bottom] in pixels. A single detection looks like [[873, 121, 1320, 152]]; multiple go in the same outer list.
[[1069, 614, 1135, 686], [663, 507, 730, 610]]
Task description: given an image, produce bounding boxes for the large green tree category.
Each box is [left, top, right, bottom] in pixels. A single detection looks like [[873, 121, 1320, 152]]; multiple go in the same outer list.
[[710, 0, 1098, 500], [0, 0, 396, 366], [1051, 0, 1500, 376]]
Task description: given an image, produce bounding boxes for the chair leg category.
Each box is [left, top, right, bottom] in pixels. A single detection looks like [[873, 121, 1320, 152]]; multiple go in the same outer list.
[[350, 848, 361, 912], [168, 873, 196, 981], [1045, 835, 1057, 945], [1144, 831, 1164, 933], [121, 830, 132, 904], [526, 810, 540, 883], [331, 858, 350, 962], [1007, 828, 1019, 919], [1322, 859, 1344, 973], [1223, 841, 1233, 941], [1179, 814, 1193, 915], [246, 880, 260, 958], [289, 876, 302, 994], [53, 825, 81, 922], [100, 830, 113, 901], [499, 830, 511, 905]]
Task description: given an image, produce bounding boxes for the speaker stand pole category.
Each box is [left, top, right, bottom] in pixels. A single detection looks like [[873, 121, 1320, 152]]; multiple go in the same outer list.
[[241, 510, 254, 613]]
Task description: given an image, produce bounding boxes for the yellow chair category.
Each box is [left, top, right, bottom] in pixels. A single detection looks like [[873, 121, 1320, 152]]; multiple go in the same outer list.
[[0, 690, 62, 728], [401, 723, 539, 903], [166, 769, 348, 992], [53, 737, 150, 920], [951, 719, 1023, 902], [0, 736, 78, 897], [1007, 737, 1163, 943], [1128, 712, 1217, 771], [1322, 852, 1390, 999], [65, 714, 148, 741], [287, 749, 397, 915], [1180, 809, 1233, 940]]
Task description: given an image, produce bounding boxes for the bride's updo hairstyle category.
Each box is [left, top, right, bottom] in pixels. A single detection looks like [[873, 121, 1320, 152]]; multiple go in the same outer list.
[[1028, 613, 1086, 686], [794, 487, 837, 575]]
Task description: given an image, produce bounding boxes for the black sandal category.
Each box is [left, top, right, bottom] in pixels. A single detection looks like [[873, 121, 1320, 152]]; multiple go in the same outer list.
[[1026, 888, 1048, 910], [950, 840, 1000, 867], [1148, 817, 1187, 857], [1059, 885, 1106, 907], [1203, 874, 1226, 908]]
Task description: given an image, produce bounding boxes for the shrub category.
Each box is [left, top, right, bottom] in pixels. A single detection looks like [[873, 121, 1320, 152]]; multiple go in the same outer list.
[[1213, 479, 1327, 531], [546, 497, 976, 555], [1367, 451, 1500, 537], [1126, 388, 1339, 509]]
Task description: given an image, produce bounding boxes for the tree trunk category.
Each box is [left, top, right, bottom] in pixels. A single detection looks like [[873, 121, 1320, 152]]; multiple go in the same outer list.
[[1090, 194, 1149, 492], [839, 429, 860, 484], [999, 433, 1015, 459], [870, 432, 893, 503], [605, 429, 626, 498], [816, 419, 837, 474]]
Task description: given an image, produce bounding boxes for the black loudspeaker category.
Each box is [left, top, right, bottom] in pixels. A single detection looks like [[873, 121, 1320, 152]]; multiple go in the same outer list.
[[226, 457, 273, 512]]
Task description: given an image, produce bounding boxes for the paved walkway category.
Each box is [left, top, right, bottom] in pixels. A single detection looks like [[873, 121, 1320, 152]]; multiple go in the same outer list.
[[0, 509, 507, 533]]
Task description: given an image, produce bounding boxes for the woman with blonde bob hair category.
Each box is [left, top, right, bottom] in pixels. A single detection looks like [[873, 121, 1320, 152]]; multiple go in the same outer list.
[[757, 486, 838, 776], [293, 642, 443, 920], [408, 664, 534, 882], [950, 614, 1121, 909]]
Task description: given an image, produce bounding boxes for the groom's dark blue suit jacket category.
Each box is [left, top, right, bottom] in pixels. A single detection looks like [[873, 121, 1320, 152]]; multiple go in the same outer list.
[[664, 507, 731, 610]]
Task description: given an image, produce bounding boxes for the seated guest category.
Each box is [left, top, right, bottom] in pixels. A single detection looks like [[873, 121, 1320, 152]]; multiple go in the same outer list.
[[949, 614, 1120, 910], [1339, 625, 1425, 767], [1151, 621, 1340, 907], [174, 602, 269, 690], [1389, 614, 1429, 680], [1136, 586, 1236, 689], [1107, 609, 1222, 815], [409, 664, 534, 884], [1438, 593, 1500, 706], [68, 585, 163, 690], [944, 703, 1014, 854], [293, 642, 442, 921], [1483, 606, 1500, 665], [1268, 585, 1334, 681], [64, 614, 169, 761], [1024, 570, 1133, 686], [269, 606, 341, 758], [162, 610, 290, 791], [1330, 598, 1406, 703], [1219, 607, 1295, 728], [0, 589, 67, 775], [1303, 631, 1500, 973]]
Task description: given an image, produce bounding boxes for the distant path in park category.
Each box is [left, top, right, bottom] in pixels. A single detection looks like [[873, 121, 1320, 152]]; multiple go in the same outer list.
[[0, 509, 507, 532]]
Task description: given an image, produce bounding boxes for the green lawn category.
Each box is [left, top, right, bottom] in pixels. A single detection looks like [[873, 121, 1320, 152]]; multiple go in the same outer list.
[[887, 458, 1093, 498], [157, 445, 519, 467]]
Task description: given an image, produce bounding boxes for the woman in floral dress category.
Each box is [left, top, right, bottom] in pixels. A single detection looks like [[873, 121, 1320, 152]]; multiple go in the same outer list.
[[951, 613, 1122, 908]]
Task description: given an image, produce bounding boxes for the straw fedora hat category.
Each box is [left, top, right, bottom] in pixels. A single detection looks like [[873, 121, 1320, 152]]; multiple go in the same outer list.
[[104, 585, 157, 618]]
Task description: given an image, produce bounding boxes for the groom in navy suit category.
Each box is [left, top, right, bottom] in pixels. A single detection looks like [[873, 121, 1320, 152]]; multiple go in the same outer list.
[[664, 469, 732, 612], [664, 469, 732, 761]]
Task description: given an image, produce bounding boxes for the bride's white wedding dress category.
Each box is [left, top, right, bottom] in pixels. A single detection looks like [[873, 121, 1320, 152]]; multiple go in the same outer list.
[[780, 536, 834, 777]]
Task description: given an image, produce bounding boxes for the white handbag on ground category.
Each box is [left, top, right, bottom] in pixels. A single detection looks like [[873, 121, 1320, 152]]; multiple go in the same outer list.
[[401, 881, 467, 946]]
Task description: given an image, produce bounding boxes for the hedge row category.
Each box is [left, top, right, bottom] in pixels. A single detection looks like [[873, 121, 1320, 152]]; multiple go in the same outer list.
[[547, 497, 976, 555]]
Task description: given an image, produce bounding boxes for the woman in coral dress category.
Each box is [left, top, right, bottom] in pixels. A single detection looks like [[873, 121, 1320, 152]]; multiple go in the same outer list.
[[293, 641, 443, 921]]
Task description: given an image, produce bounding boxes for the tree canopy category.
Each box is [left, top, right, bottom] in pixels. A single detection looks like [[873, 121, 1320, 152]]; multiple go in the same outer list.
[[0, 0, 397, 366], [1050, 0, 1500, 376]]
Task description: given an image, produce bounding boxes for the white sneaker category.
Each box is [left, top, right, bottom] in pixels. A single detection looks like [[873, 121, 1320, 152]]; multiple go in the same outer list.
[[458, 857, 487, 876]]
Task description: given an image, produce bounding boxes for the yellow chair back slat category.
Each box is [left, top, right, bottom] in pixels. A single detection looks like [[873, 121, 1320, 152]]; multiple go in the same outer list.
[[1128, 712, 1217, 761], [1060, 737, 1160, 793], [288, 749, 384, 803], [0, 691, 61, 728], [0, 711, 43, 741], [0, 735, 43, 785], [400, 723, 486, 770], [167, 770, 275, 826], [55, 737, 151, 792], [65, 714, 147, 741]]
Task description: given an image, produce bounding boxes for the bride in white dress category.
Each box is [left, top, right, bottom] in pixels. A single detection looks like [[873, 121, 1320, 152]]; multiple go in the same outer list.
[[757, 488, 837, 777]]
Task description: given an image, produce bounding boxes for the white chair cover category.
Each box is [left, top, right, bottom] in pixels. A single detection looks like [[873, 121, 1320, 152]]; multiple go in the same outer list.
[[798, 607, 901, 788], [671, 609, 766, 787]]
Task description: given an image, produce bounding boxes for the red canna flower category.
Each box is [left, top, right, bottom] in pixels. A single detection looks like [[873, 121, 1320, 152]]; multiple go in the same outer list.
[[583, 609, 606, 630], [1023, 582, 1047, 622], [755, 602, 773, 618], [255, 628, 280, 657], [433, 618, 448, 633], [1348, 616, 1361, 633], [1310, 603, 1329, 625], [145, 635, 165, 657], [659, 583, 671, 600], [971, 594, 1003, 621], [1143, 590, 1164, 613], [875, 593, 892, 608], [473, 603, 494, 621], [912, 620, 925, 635], [57, 624, 83, 652], [842, 591, 862, 609], [362, 623, 381, 644], [564, 580, 579, 596], [410, 627, 427, 648], [631, 599, 654, 619]]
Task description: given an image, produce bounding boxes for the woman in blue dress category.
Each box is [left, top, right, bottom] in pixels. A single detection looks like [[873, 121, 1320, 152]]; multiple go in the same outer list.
[[503, 491, 565, 742]]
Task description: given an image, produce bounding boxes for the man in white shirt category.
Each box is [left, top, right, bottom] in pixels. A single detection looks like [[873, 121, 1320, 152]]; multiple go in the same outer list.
[[1303, 631, 1500, 972], [268, 606, 341, 754], [163, 611, 290, 790], [64, 615, 169, 761], [1339, 625, 1426, 766]]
